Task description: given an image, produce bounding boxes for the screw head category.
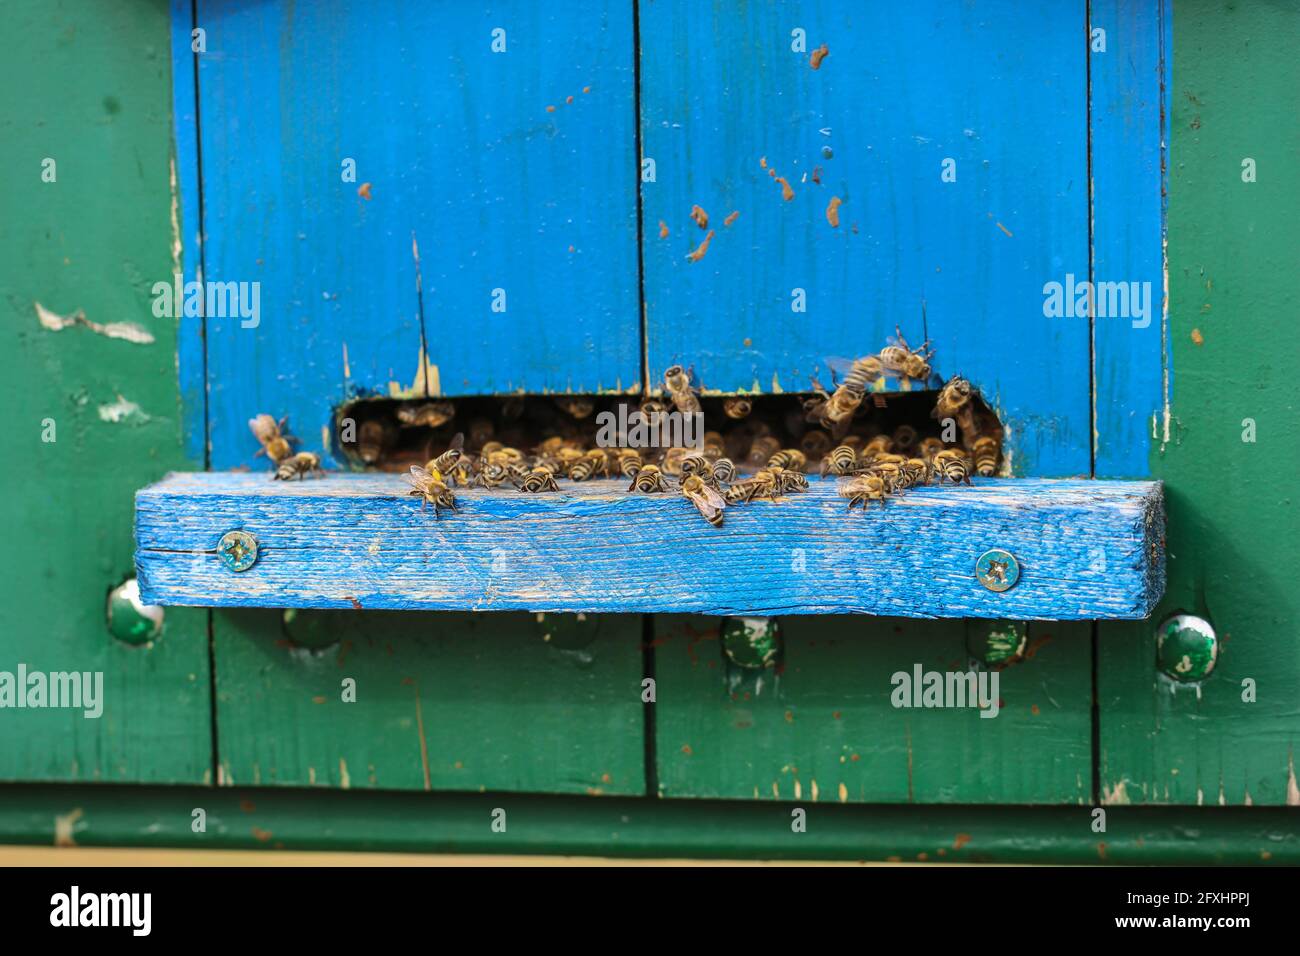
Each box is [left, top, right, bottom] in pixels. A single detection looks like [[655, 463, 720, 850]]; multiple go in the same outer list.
[[106, 578, 164, 645], [1157, 613, 1217, 682], [976, 549, 1020, 592], [721, 616, 782, 669], [217, 530, 259, 572]]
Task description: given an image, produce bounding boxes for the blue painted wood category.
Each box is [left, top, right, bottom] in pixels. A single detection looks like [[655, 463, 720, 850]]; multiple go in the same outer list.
[[1091, 0, 1171, 477], [136, 473, 1164, 619], [638, 1, 1091, 476], [188, 0, 641, 469], [169, 0, 206, 464]]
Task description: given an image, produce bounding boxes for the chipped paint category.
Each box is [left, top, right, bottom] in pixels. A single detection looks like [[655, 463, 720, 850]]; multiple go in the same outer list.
[[388, 346, 440, 398], [54, 807, 84, 847], [1288, 748, 1300, 806], [35, 302, 155, 345], [338, 757, 351, 789], [97, 395, 150, 424], [1102, 779, 1131, 805]]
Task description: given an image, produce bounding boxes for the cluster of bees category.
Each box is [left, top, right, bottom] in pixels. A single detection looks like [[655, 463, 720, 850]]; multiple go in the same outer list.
[[250, 330, 1004, 526]]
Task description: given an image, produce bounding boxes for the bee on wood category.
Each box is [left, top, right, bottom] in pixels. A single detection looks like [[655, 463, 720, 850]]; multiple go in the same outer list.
[[679, 452, 714, 484], [879, 327, 934, 382], [273, 451, 323, 480], [867, 461, 906, 493], [554, 446, 585, 476], [840, 473, 889, 509], [518, 468, 561, 493], [711, 457, 737, 486], [680, 474, 727, 527], [821, 444, 859, 477], [616, 449, 643, 479], [555, 397, 595, 420], [901, 458, 931, 488], [404, 464, 456, 517], [425, 433, 467, 485], [629, 463, 669, 493], [722, 397, 752, 420], [725, 471, 774, 504], [972, 435, 1002, 477], [800, 429, 833, 460], [396, 401, 455, 429], [660, 446, 691, 478], [355, 419, 396, 465], [767, 448, 807, 472], [249, 414, 294, 464], [931, 448, 973, 485], [663, 365, 702, 415], [568, 449, 609, 481], [773, 468, 809, 494], [472, 461, 512, 489]]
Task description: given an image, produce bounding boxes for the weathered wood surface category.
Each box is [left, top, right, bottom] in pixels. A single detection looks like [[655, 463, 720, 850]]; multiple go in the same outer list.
[[137, 473, 1164, 619]]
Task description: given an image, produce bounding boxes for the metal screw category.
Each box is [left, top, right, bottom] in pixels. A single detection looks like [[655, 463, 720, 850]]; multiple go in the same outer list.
[[1157, 613, 1217, 682], [975, 549, 1020, 592], [721, 616, 782, 669], [217, 530, 259, 572]]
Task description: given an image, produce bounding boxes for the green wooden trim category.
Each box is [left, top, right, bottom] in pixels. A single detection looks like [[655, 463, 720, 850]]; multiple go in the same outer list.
[[1, 785, 1294, 864]]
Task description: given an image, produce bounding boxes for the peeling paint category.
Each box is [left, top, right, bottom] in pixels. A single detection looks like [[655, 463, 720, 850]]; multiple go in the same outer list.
[[97, 395, 150, 424], [35, 302, 155, 345], [388, 347, 440, 398], [54, 807, 84, 847]]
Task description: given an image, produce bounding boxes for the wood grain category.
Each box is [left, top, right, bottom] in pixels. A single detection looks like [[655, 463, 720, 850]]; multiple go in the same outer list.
[[137, 473, 1164, 619]]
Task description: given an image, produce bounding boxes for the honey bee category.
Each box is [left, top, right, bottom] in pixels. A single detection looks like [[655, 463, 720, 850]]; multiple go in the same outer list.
[[901, 458, 931, 488], [711, 457, 737, 486], [702, 431, 727, 460], [425, 433, 467, 485], [663, 365, 701, 415], [859, 434, 895, 464], [568, 449, 609, 481], [660, 446, 691, 477], [725, 471, 775, 504], [518, 468, 561, 493], [396, 401, 455, 429], [629, 463, 669, 493], [680, 474, 727, 527], [931, 448, 972, 485], [616, 449, 643, 479], [879, 327, 934, 382], [273, 451, 323, 480], [555, 397, 595, 419], [817, 380, 866, 431], [472, 461, 512, 489], [820, 444, 859, 477], [534, 436, 566, 458], [249, 414, 294, 464], [972, 435, 1001, 476], [933, 375, 978, 441], [767, 448, 807, 472], [356, 419, 395, 464], [554, 446, 585, 476], [840, 473, 889, 509], [679, 452, 714, 484], [773, 468, 809, 494], [722, 397, 752, 420], [746, 435, 782, 469], [404, 463, 456, 516], [836, 355, 884, 392], [867, 461, 906, 493], [639, 396, 670, 419], [800, 429, 833, 460], [917, 437, 945, 463]]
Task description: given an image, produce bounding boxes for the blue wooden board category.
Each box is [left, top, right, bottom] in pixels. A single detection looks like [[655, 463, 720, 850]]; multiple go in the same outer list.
[[1091, 0, 1171, 477], [637, 0, 1091, 476], [190, 0, 641, 469], [136, 473, 1164, 619]]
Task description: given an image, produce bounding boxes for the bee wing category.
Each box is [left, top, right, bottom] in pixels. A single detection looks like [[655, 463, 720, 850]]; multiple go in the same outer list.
[[685, 481, 727, 514], [403, 464, 433, 487], [448, 431, 465, 452]]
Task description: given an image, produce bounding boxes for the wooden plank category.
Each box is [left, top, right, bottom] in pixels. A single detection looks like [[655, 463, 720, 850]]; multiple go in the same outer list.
[[0, 0, 211, 783], [136, 473, 1164, 619], [1098, 0, 1300, 806], [1091, 0, 1169, 477], [654, 616, 1092, 804], [209, 609, 645, 794], [191, 0, 641, 471], [638, 0, 1090, 475]]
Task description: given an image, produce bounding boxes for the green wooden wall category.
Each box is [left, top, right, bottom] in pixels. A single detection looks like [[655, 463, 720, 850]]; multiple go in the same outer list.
[[0, 0, 1296, 853]]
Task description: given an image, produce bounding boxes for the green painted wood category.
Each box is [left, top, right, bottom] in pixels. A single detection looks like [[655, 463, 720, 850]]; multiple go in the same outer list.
[[7, 784, 1291, 864], [654, 615, 1091, 804], [0, 0, 211, 783], [212, 610, 644, 795], [1097, 0, 1300, 806]]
